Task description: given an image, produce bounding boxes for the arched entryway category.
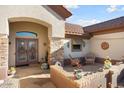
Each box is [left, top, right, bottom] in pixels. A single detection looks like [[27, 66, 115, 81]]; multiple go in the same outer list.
[[8, 17, 51, 66]]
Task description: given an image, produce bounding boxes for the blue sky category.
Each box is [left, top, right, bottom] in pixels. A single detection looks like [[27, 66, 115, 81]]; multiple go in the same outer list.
[[65, 5, 124, 26]]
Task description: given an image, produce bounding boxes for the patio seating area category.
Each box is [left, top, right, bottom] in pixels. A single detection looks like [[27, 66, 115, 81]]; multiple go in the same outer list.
[[63, 63, 103, 75], [1, 62, 124, 88], [51, 63, 124, 88]]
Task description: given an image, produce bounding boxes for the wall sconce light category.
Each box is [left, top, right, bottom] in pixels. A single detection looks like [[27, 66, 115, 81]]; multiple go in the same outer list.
[[82, 40, 85, 47], [9, 42, 11, 45], [67, 42, 70, 48], [43, 42, 47, 46]]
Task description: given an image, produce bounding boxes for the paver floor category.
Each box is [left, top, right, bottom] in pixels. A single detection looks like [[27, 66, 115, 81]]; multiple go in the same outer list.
[[14, 63, 56, 88]]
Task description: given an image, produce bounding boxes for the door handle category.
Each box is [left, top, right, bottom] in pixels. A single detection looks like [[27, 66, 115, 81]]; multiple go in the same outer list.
[[26, 50, 28, 53]]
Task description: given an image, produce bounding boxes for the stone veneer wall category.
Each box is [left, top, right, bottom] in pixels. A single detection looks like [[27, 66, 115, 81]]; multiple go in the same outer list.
[[0, 34, 8, 80], [0, 34, 8, 67], [48, 38, 64, 65]]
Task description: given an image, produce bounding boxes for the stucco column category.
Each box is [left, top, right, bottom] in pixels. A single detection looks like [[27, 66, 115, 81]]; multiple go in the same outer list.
[[48, 37, 64, 65], [0, 34, 8, 80]]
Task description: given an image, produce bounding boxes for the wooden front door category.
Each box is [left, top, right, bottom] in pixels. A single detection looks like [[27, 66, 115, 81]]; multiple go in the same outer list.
[[16, 38, 38, 66]]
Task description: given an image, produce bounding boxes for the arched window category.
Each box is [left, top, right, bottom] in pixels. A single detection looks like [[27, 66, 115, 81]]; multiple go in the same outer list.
[[16, 31, 37, 38]]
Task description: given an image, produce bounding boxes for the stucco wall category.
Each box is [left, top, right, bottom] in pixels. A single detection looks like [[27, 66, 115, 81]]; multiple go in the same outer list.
[[63, 39, 90, 58], [0, 5, 65, 38], [9, 22, 48, 66], [90, 32, 124, 60]]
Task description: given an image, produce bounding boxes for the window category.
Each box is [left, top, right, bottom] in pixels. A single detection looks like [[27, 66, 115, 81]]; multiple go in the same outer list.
[[71, 39, 82, 52], [16, 31, 37, 38]]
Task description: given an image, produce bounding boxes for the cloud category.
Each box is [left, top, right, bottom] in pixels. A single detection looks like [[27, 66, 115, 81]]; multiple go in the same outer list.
[[64, 5, 80, 9], [106, 5, 118, 13], [121, 7, 124, 11], [74, 19, 101, 27]]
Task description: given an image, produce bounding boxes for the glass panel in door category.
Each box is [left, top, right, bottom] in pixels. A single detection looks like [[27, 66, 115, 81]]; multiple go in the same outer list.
[[16, 39, 27, 65], [27, 39, 38, 63]]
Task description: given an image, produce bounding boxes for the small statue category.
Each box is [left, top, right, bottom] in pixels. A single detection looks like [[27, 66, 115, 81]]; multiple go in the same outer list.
[[73, 69, 82, 80], [41, 62, 48, 70]]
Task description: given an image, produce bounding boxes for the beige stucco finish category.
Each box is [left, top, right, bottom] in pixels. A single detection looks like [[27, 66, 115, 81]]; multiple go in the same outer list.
[[9, 22, 48, 66], [0, 5, 66, 67], [0, 5, 65, 38], [90, 32, 124, 60], [63, 31, 124, 60], [63, 39, 90, 58], [0, 5, 66, 80]]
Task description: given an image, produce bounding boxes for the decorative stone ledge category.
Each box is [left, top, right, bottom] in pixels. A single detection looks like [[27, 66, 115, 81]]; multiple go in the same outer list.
[[0, 34, 8, 80], [0, 34, 8, 67], [48, 38, 64, 65]]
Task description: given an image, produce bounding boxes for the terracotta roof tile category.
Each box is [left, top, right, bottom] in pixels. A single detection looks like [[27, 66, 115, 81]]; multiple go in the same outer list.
[[65, 23, 84, 35]]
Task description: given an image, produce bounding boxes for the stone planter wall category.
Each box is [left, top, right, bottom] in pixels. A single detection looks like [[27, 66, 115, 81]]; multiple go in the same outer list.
[[48, 38, 64, 65]]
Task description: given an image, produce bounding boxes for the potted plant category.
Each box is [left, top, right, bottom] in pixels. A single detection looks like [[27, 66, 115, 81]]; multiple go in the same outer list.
[[104, 56, 112, 69], [73, 69, 82, 80], [8, 67, 16, 75]]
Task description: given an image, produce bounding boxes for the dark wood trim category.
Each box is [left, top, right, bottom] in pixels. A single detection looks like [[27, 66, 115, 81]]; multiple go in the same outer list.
[[83, 17, 124, 35], [37, 39, 39, 63], [65, 34, 91, 39], [16, 37, 38, 40], [91, 27, 124, 35], [48, 38, 51, 65], [48, 5, 72, 20]]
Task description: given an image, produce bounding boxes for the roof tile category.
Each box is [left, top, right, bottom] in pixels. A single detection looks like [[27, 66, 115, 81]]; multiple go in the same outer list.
[[65, 23, 84, 35]]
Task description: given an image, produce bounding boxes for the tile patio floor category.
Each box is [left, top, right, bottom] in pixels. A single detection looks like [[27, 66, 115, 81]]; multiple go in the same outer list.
[[14, 64, 56, 88], [63, 63, 104, 75]]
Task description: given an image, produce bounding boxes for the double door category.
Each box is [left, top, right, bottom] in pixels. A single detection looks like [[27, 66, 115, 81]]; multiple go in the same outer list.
[[16, 38, 38, 66]]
